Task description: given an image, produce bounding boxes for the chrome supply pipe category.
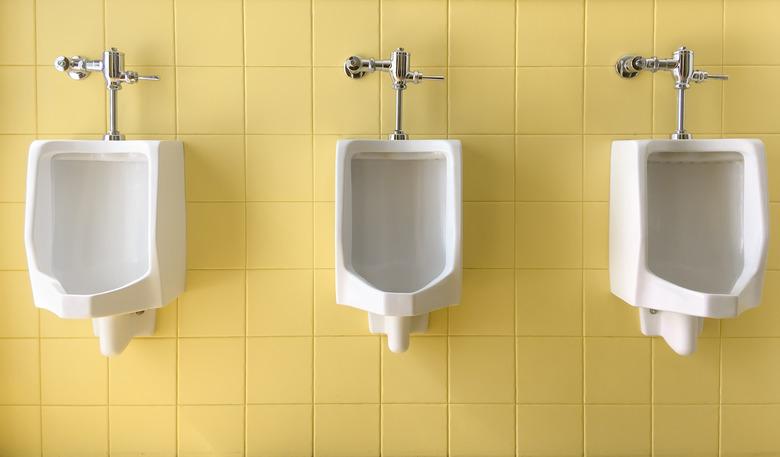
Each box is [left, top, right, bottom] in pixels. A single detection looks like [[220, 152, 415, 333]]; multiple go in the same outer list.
[[615, 46, 728, 140], [54, 48, 159, 141], [344, 48, 444, 140]]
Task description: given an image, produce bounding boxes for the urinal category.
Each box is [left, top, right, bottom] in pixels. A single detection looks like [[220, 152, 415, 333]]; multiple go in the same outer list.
[[610, 139, 769, 355], [336, 139, 462, 352], [25, 140, 186, 356]]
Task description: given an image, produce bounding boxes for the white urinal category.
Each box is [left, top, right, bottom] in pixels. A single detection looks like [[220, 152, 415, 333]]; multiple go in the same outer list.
[[336, 139, 461, 352], [25, 140, 185, 356], [610, 139, 769, 355]]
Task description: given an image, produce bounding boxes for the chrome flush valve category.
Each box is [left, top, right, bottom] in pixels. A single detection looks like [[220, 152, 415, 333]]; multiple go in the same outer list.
[[344, 48, 444, 140], [54, 48, 159, 141], [616, 46, 728, 140]]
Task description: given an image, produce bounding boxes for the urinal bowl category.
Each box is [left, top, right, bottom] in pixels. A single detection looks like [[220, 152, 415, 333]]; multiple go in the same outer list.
[[336, 139, 462, 352], [610, 139, 769, 355], [25, 140, 186, 356]]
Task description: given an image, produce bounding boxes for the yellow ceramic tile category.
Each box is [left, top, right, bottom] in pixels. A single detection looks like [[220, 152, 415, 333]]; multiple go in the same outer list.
[[585, 337, 650, 404], [178, 338, 244, 404], [41, 339, 106, 405], [116, 66, 175, 134], [247, 405, 312, 457], [516, 269, 582, 336], [176, 67, 244, 134], [182, 135, 245, 202], [314, 67, 380, 134], [36, 0, 103, 65], [41, 406, 108, 457], [382, 404, 447, 457], [724, 0, 780, 65], [0, 135, 31, 202], [40, 310, 94, 337], [516, 0, 583, 66], [247, 337, 312, 403], [463, 202, 514, 268], [585, 0, 653, 66], [109, 406, 175, 456], [0, 67, 35, 134], [516, 337, 582, 403], [178, 405, 244, 457], [516, 202, 582, 268], [0, 339, 39, 404], [653, 338, 720, 404], [722, 338, 780, 403], [517, 405, 582, 457], [450, 269, 514, 335], [0, 406, 41, 457], [654, 66, 723, 135], [585, 405, 650, 457], [762, 135, 780, 202], [656, 0, 722, 66], [449, 0, 515, 66], [0, 271, 37, 337], [247, 202, 313, 268], [153, 300, 179, 338], [381, 68, 447, 135], [314, 202, 334, 268], [314, 404, 379, 457], [37, 67, 106, 135], [179, 270, 245, 337], [246, 135, 312, 201], [583, 134, 643, 202], [246, 68, 312, 134], [724, 66, 780, 134], [314, 270, 371, 335], [721, 405, 780, 457], [105, 0, 174, 66], [461, 135, 515, 202], [585, 67, 653, 134], [245, 0, 311, 66], [312, 0, 378, 66], [449, 68, 515, 134], [449, 404, 515, 457], [247, 269, 313, 336], [516, 68, 583, 134], [0, 203, 25, 270], [314, 135, 337, 201], [515, 135, 583, 201], [770, 204, 780, 270], [381, 0, 447, 67], [583, 202, 608, 269], [449, 336, 515, 403], [654, 405, 718, 457], [186, 202, 245, 269], [584, 269, 643, 337], [0, 0, 34, 64], [108, 339, 176, 405], [314, 336, 379, 403], [723, 271, 780, 336], [382, 336, 447, 403], [175, 0, 242, 66]]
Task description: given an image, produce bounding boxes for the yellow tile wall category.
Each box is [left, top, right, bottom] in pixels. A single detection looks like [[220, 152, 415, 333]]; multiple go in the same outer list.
[[0, 0, 779, 455]]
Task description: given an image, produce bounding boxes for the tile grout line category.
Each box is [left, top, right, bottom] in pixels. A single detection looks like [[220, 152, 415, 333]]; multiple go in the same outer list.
[[310, 0, 316, 455], [512, 0, 518, 455], [650, 0, 657, 454], [719, 3, 726, 456], [241, 0, 249, 453], [580, 0, 588, 453], [171, 0, 180, 452]]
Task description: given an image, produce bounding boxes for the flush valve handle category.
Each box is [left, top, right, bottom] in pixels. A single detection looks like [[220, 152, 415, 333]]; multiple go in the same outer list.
[[691, 70, 729, 83], [120, 71, 160, 85]]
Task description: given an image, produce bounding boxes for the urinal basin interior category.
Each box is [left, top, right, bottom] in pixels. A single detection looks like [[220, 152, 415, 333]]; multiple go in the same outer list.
[[36, 151, 150, 295], [646, 150, 743, 294], [350, 151, 447, 294]]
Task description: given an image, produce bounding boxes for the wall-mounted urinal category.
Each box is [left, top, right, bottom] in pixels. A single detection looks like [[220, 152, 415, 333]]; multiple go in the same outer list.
[[610, 47, 769, 355], [25, 49, 185, 356], [337, 49, 462, 352]]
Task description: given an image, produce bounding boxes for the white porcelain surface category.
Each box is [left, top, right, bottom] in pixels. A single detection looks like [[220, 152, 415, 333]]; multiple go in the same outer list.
[[25, 140, 186, 356], [610, 139, 769, 355], [336, 139, 462, 352]]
